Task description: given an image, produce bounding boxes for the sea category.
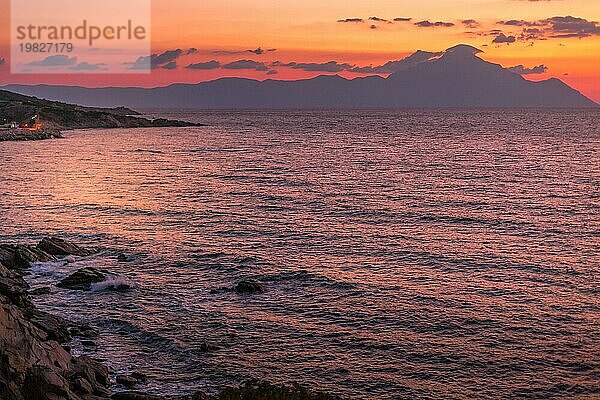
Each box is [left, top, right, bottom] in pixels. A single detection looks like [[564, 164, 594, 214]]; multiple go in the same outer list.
[[1, 109, 599, 399]]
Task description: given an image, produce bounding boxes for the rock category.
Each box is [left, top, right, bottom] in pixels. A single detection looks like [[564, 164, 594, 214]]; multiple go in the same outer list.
[[28, 309, 72, 343], [0, 244, 56, 269], [30, 286, 52, 296], [69, 355, 110, 395], [23, 366, 74, 400], [57, 267, 107, 291], [129, 372, 147, 383], [117, 253, 129, 262], [116, 374, 139, 388], [234, 280, 265, 294], [212, 380, 340, 400], [38, 237, 93, 257], [110, 392, 165, 400], [198, 341, 219, 352], [81, 340, 97, 347]]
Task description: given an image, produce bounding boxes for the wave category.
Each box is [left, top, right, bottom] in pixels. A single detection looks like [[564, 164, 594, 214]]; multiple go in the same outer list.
[[91, 275, 133, 292]]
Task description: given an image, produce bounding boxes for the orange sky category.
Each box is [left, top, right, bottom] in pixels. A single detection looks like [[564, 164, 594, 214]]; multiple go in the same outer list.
[[0, 0, 599, 102]]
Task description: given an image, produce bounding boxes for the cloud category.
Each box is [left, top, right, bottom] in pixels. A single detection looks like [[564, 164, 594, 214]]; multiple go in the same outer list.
[[369, 16, 390, 23], [370, 25, 378, 30], [247, 47, 277, 55], [394, 17, 412, 22], [0, 58, 5, 66], [498, 20, 543, 27], [272, 60, 353, 72], [337, 18, 364, 23], [498, 16, 600, 41], [186, 60, 221, 70], [152, 49, 183, 66], [415, 20, 455, 28], [266, 69, 278, 75], [161, 61, 178, 70], [126, 55, 151, 70], [67, 62, 107, 71], [507, 64, 548, 74], [350, 50, 442, 74], [543, 16, 600, 38], [492, 33, 517, 43], [462, 19, 480, 28], [125, 48, 200, 70], [223, 59, 269, 71], [27, 55, 77, 67]]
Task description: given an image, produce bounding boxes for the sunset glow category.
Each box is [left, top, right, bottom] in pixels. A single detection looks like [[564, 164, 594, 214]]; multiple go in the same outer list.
[[0, 0, 599, 101]]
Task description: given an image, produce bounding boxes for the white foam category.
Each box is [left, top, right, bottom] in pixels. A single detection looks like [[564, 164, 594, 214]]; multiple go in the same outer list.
[[30, 261, 65, 276], [91, 275, 133, 292]]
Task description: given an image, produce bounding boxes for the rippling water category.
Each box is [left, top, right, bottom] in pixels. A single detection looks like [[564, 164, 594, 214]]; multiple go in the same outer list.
[[1, 109, 599, 399]]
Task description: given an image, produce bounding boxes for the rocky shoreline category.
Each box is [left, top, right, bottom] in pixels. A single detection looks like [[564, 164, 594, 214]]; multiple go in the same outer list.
[[0, 89, 203, 142], [0, 128, 63, 142], [0, 237, 338, 400]]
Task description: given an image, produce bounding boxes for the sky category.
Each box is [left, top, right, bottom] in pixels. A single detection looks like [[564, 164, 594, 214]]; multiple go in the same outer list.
[[0, 0, 599, 102]]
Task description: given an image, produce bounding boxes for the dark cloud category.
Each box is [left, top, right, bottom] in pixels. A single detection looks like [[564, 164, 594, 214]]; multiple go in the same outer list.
[[126, 48, 200, 70], [498, 16, 600, 41], [369, 17, 390, 23], [186, 60, 221, 70], [266, 69, 278, 75], [370, 24, 378, 30], [543, 16, 600, 38], [337, 18, 364, 23], [507, 64, 548, 75], [272, 60, 353, 72], [161, 61, 178, 70], [462, 19, 480, 28], [27, 55, 77, 67], [152, 49, 183, 66], [498, 20, 543, 27], [68, 62, 106, 71], [247, 47, 276, 55], [492, 33, 517, 43], [415, 20, 455, 28], [223, 60, 269, 71], [394, 17, 412, 22]]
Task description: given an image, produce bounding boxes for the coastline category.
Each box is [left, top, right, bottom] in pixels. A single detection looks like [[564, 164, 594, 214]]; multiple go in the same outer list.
[[0, 128, 63, 142], [0, 237, 339, 400]]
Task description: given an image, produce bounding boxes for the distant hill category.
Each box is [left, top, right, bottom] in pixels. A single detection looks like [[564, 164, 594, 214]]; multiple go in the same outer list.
[[0, 90, 200, 131], [3, 45, 598, 109]]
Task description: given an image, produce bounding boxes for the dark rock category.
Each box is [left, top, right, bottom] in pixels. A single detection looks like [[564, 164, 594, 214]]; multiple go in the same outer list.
[[69, 355, 110, 395], [117, 253, 130, 262], [198, 341, 219, 352], [28, 310, 72, 343], [213, 380, 340, 400], [130, 372, 147, 383], [0, 244, 56, 269], [57, 267, 107, 291], [116, 374, 139, 388], [38, 236, 93, 257], [234, 280, 265, 294], [23, 366, 74, 400], [81, 340, 97, 347], [30, 286, 52, 296], [110, 392, 165, 400]]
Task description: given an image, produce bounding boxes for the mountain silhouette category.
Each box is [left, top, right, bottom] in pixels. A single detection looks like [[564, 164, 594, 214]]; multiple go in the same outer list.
[[3, 45, 597, 108]]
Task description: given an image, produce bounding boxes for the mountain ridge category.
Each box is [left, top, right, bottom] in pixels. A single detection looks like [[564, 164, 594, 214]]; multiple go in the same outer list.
[[3, 44, 597, 109]]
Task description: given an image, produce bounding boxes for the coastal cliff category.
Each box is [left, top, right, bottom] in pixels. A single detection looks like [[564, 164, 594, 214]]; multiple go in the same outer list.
[[0, 89, 201, 142], [0, 238, 338, 400]]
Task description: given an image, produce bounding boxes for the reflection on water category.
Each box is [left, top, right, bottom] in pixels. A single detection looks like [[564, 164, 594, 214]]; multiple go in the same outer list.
[[1, 109, 599, 399]]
